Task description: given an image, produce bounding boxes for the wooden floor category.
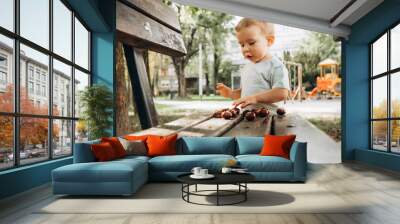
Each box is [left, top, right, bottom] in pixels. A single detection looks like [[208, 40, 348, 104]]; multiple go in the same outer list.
[[1, 162, 400, 224]]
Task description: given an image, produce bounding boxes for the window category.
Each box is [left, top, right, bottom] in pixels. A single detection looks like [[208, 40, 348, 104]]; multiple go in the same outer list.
[[0, 55, 7, 67], [35, 70, 41, 81], [28, 81, 34, 94], [0, 34, 13, 113], [53, 119, 72, 158], [28, 67, 34, 80], [53, 59, 72, 117], [53, 0, 72, 60], [0, 116, 13, 170], [370, 23, 400, 154], [36, 84, 40, 95], [42, 85, 46, 97], [75, 17, 90, 70], [0, 0, 91, 170], [0, 0, 14, 32], [20, 0, 49, 49], [74, 69, 89, 118], [0, 71, 6, 85]]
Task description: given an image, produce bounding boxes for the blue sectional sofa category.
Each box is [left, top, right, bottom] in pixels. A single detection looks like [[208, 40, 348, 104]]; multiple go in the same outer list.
[[52, 137, 307, 196]]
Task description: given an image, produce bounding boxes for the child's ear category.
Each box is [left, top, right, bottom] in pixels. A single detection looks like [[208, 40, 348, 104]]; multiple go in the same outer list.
[[266, 36, 275, 46]]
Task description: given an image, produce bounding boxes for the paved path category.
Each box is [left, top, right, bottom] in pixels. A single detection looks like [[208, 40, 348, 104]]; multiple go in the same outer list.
[[286, 114, 341, 164]]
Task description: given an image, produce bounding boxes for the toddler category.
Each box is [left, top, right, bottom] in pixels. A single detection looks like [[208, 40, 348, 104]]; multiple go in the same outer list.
[[216, 18, 290, 111]]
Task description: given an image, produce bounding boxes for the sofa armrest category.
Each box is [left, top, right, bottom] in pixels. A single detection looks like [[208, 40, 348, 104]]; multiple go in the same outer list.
[[289, 141, 307, 181], [73, 140, 100, 163]]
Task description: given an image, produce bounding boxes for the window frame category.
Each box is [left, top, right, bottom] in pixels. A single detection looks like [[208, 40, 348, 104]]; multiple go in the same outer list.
[[370, 20, 400, 154], [0, 0, 92, 171]]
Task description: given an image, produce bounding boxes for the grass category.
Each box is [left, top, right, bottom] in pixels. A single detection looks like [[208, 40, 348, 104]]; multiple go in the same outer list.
[[308, 117, 341, 142], [155, 103, 209, 126]]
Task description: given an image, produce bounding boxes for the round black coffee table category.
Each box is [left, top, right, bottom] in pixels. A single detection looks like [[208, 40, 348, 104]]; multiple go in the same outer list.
[[177, 173, 255, 206]]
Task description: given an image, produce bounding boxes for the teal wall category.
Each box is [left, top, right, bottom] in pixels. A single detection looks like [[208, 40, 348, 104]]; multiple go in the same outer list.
[[91, 0, 116, 136], [343, 0, 400, 171], [0, 0, 116, 200]]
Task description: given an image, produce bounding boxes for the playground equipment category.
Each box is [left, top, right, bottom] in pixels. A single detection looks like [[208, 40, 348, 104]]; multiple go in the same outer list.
[[284, 61, 307, 101], [308, 58, 341, 98]]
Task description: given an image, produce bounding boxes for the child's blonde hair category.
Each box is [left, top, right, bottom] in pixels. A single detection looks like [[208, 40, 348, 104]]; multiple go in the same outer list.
[[235, 18, 275, 37]]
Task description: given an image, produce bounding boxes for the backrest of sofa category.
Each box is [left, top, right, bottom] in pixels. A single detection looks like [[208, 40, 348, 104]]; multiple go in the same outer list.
[[178, 137, 236, 155], [73, 140, 100, 163], [235, 137, 264, 155]]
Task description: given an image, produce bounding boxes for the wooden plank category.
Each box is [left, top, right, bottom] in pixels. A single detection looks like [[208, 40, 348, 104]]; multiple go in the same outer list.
[[123, 0, 181, 32], [272, 114, 293, 135], [162, 115, 212, 130], [123, 45, 158, 129], [117, 1, 186, 57], [223, 115, 272, 137], [211, 116, 243, 136]]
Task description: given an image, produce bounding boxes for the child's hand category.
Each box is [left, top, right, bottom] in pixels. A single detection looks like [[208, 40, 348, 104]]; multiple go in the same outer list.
[[233, 95, 258, 108], [216, 83, 232, 98]]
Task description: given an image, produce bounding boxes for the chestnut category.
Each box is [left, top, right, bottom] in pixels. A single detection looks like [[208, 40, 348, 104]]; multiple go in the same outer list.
[[233, 107, 240, 115], [245, 111, 256, 121], [230, 109, 237, 117], [258, 108, 268, 117], [277, 108, 286, 116], [242, 110, 250, 117], [213, 111, 222, 118], [222, 111, 233, 120]]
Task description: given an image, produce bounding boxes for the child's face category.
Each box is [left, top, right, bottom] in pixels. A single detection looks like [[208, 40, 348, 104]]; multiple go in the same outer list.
[[236, 25, 274, 63]]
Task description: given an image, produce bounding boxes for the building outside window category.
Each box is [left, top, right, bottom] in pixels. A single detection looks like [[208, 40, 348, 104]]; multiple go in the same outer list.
[[0, 0, 91, 170], [0, 54, 7, 89]]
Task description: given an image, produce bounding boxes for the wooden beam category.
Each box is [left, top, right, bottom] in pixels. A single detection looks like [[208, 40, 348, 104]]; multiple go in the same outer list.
[[123, 45, 159, 129], [117, 1, 186, 57], [122, 0, 181, 32]]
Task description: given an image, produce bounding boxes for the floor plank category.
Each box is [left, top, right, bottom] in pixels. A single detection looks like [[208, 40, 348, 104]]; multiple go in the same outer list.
[[1, 162, 400, 224]]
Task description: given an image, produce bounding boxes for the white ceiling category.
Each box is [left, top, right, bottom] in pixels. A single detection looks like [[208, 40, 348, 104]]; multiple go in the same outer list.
[[172, 0, 384, 38]]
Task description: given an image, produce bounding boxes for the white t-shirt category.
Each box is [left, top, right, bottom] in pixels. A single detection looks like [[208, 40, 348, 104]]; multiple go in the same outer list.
[[240, 56, 290, 111]]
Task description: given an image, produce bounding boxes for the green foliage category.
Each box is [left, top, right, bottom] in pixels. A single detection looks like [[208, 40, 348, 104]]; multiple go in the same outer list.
[[291, 33, 341, 90], [79, 84, 113, 140], [217, 60, 239, 86], [171, 4, 235, 95]]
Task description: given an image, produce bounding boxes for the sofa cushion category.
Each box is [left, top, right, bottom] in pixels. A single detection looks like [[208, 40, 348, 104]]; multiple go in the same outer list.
[[118, 138, 147, 156], [91, 142, 118, 162], [149, 154, 235, 172], [260, 135, 296, 159], [53, 159, 147, 183], [236, 155, 293, 172], [179, 137, 235, 155], [101, 137, 127, 158], [147, 134, 178, 157], [235, 137, 264, 155]]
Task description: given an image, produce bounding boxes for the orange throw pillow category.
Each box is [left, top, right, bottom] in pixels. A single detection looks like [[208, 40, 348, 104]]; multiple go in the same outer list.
[[124, 135, 152, 141], [91, 142, 117, 161], [101, 137, 126, 158], [260, 134, 296, 159], [146, 134, 178, 157]]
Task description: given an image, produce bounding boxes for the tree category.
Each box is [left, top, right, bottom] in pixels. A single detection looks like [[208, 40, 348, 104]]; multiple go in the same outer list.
[[0, 85, 58, 150], [196, 11, 234, 93], [291, 33, 341, 89], [171, 5, 204, 97]]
